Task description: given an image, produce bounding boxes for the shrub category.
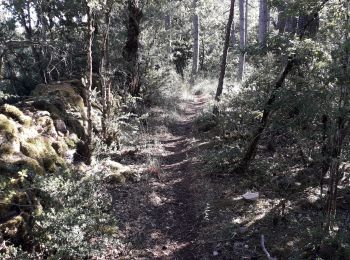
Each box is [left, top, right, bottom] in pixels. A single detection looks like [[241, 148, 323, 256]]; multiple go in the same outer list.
[[31, 169, 118, 259], [0, 169, 118, 259]]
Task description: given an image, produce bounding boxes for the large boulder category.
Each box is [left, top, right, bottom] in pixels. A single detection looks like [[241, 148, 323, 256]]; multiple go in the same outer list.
[[0, 79, 102, 243], [0, 103, 73, 242]]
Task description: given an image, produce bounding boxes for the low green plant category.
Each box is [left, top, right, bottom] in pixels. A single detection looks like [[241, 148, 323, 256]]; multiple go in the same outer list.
[[6, 169, 119, 259]]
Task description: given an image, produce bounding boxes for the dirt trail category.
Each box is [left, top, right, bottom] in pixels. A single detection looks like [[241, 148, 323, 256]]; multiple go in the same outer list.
[[113, 95, 208, 259]]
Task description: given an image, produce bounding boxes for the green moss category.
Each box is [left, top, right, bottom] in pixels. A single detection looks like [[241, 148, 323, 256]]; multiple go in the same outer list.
[[0, 154, 45, 175], [0, 114, 18, 138], [32, 83, 86, 116], [21, 138, 65, 173], [0, 114, 20, 155], [0, 215, 24, 237], [105, 173, 126, 184], [32, 83, 78, 98], [0, 141, 18, 155], [33, 200, 43, 217], [17, 157, 46, 175], [51, 141, 68, 156], [0, 104, 31, 126], [64, 134, 79, 148], [97, 225, 118, 235], [21, 140, 42, 161]]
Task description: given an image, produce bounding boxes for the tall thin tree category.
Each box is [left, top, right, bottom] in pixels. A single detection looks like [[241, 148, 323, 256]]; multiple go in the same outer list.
[[237, 0, 329, 173], [86, 3, 94, 165], [215, 0, 236, 101], [324, 0, 349, 229], [165, 10, 172, 62], [238, 0, 246, 81], [258, 0, 269, 46], [101, 3, 113, 140], [230, 5, 236, 47], [123, 0, 143, 96], [191, 0, 200, 84]]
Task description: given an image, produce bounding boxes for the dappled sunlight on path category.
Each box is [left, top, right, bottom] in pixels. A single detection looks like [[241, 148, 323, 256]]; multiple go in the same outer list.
[[112, 94, 208, 259]]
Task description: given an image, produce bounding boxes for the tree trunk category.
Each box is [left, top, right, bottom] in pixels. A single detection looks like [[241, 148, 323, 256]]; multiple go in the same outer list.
[[230, 10, 236, 47], [191, 0, 200, 85], [215, 0, 235, 101], [285, 16, 298, 35], [101, 4, 113, 140], [258, 0, 268, 46], [0, 53, 3, 79], [298, 14, 319, 38], [325, 0, 349, 228], [238, 58, 295, 172], [200, 38, 205, 70], [86, 5, 94, 165], [165, 12, 172, 62], [238, 0, 330, 173], [123, 0, 143, 96], [238, 0, 246, 81], [165, 12, 172, 61], [276, 5, 286, 34], [245, 0, 248, 44], [19, 2, 49, 83]]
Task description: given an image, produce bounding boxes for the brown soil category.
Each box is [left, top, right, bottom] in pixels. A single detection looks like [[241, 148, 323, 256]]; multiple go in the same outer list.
[[111, 94, 350, 260], [112, 95, 208, 259]]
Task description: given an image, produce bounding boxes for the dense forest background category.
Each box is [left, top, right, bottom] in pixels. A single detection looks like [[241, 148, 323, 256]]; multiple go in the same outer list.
[[0, 0, 350, 259]]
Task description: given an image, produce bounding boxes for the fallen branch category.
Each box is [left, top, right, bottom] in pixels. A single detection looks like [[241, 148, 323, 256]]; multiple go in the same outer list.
[[260, 235, 277, 260]]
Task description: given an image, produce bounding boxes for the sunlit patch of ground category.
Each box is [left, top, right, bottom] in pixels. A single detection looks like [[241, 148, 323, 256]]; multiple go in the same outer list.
[[108, 82, 350, 259]]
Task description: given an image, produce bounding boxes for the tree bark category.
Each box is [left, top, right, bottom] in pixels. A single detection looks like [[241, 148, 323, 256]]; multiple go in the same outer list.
[[238, 0, 246, 81], [200, 38, 205, 70], [230, 9, 236, 47], [86, 5, 94, 165], [325, 0, 349, 228], [165, 12, 172, 61], [101, 4, 113, 140], [191, 0, 200, 84], [285, 16, 298, 35], [258, 0, 268, 46], [276, 5, 286, 34], [245, 0, 248, 44], [298, 14, 319, 38], [0, 53, 3, 80], [215, 0, 235, 101], [123, 0, 143, 96], [238, 58, 295, 171]]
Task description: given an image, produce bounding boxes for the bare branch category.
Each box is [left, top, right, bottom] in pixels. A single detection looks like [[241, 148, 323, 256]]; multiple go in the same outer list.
[[260, 235, 277, 260]]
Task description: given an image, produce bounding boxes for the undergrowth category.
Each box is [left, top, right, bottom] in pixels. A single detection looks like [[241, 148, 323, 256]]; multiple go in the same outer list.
[[1, 169, 118, 259]]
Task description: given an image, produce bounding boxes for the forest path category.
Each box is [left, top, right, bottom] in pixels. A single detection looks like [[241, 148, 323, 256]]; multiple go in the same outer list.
[[113, 94, 209, 259]]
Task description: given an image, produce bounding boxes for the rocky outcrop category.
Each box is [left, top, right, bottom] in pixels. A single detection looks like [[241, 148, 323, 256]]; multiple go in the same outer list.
[[0, 80, 97, 243]]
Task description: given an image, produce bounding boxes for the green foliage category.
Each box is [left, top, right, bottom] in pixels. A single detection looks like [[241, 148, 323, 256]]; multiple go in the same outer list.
[[0, 169, 117, 259], [31, 170, 117, 259]]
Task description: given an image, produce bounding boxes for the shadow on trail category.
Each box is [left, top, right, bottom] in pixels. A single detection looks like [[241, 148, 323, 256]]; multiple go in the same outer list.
[[112, 95, 208, 259]]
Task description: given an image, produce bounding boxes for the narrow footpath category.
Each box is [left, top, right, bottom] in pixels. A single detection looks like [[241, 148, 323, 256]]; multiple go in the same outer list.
[[113, 95, 208, 259]]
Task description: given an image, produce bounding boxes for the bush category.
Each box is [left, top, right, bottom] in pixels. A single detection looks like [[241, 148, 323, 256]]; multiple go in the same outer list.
[[32, 170, 117, 259], [1, 169, 118, 259]]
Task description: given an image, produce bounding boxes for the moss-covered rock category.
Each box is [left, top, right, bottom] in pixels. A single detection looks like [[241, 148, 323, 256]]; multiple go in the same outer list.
[[0, 82, 90, 243], [0, 115, 20, 155], [20, 138, 65, 172], [0, 114, 18, 138], [102, 160, 137, 184], [51, 141, 69, 157], [105, 172, 126, 184], [0, 215, 24, 238], [0, 104, 31, 126], [0, 153, 45, 176], [32, 83, 86, 119]]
